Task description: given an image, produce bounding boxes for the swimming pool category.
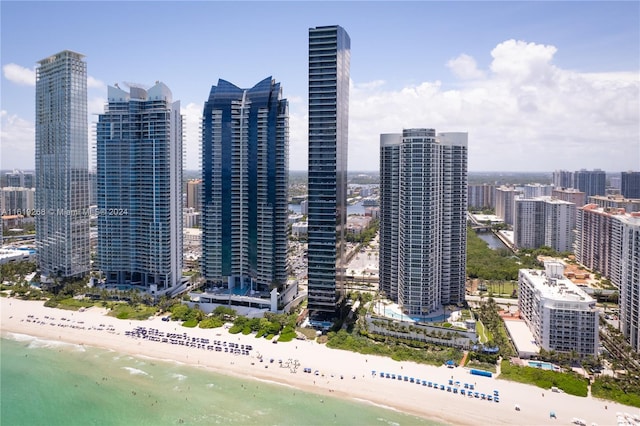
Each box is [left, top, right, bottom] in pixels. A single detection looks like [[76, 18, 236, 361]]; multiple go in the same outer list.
[[528, 361, 555, 370]]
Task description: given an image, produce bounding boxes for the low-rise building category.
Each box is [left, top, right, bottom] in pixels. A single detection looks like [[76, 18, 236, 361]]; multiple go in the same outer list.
[[518, 261, 598, 357]]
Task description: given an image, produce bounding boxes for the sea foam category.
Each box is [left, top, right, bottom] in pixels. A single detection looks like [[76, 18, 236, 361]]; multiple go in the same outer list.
[[122, 367, 151, 377]]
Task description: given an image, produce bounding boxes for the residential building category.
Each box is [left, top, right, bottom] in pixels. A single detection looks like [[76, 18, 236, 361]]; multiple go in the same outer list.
[[523, 183, 553, 198], [574, 169, 606, 199], [519, 262, 598, 357], [379, 129, 468, 316], [575, 204, 623, 279], [307, 25, 350, 314], [379, 133, 401, 303], [96, 82, 183, 292], [495, 186, 521, 226], [576, 206, 640, 351], [1, 187, 35, 216], [468, 184, 495, 210], [3, 170, 34, 189], [514, 198, 545, 249], [552, 170, 573, 189], [552, 187, 585, 207], [201, 77, 289, 296], [35, 50, 90, 280], [186, 179, 202, 211], [613, 214, 640, 351], [588, 195, 640, 213], [621, 171, 640, 199], [514, 197, 575, 252]]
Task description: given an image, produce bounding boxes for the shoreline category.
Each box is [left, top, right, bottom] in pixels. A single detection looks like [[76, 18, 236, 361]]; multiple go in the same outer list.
[[1, 297, 633, 425]]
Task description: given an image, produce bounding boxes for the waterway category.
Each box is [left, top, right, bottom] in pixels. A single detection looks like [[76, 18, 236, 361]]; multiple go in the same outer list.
[[477, 231, 509, 250]]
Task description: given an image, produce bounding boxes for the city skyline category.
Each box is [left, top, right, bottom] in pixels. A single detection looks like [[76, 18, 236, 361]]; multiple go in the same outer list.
[[1, 2, 638, 173]]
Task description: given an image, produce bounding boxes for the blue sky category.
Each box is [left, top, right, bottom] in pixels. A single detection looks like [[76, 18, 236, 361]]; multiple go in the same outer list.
[[2, 1, 639, 172]]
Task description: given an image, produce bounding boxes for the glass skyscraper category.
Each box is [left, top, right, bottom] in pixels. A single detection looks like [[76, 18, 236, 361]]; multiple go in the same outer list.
[[379, 129, 468, 316], [574, 169, 606, 199], [96, 82, 183, 292], [201, 78, 289, 294], [307, 25, 351, 314], [35, 50, 90, 280], [621, 171, 640, 199]]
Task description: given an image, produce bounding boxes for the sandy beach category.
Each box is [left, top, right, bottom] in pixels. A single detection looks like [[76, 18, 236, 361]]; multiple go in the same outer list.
[[1, 297, 634, 425]]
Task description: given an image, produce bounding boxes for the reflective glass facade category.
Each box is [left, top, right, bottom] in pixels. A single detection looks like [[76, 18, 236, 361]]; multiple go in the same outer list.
[[35, 50, 90, 279], [96, 83, 183, 291], [201, 78, 289, 293], [379, 129, 467, 316], [307, 25, 350, 314]]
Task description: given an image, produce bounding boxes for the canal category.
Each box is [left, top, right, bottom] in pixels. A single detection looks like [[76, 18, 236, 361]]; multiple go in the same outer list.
[[477, 231, 509, 250]]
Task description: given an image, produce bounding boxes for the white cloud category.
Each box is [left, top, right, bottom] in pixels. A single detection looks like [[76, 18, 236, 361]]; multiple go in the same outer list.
[[3, 63, 35, 86], [87, 76, 105, 89], [182, 102, 202, 170], [340, 39, 639, 172], [447, 54, 485, 80], [0, 111, 35, 169]]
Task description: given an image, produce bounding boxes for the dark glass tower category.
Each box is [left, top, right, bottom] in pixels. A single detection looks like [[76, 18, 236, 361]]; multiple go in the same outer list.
[[201, 78, 289, 293], [621, 171, 640, 199], [574, 169, 606, 199], [307, 25, 351, 314]]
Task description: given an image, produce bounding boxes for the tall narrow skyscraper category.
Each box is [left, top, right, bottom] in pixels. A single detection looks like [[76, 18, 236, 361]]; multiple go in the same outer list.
[[201, 78, 289, 294], [35, 50, 90, 280], [307, 25, 351, 314], [96, 82, 183, 292], [379, 129, 468, 316]]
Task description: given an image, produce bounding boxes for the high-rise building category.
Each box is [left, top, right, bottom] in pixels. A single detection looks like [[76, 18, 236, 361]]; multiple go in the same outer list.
[[201, 78, 289, 294], [613, 214, 640, 352], [379, 129, 468, 316], [519, 262, 598, 357], [523, 183, 553, 198], [1, 187, 35, 216], [587, 195, 640, 212], [575, 205, 640, 351], [575, 204, 624, 281], [494, 186, 521, 226], [551, 188, 585, 207], [35, 50, 90, 280], [574, 169, 606, 199], [514, 197, 575, 252], [379, 134, 402, 303], [467, 184, 495, 210], [307, 25, 350, 314], [96, 82, 183, 292], [514, 198, 545, 249], [552, 170, 573, 189], [3, 170, 34, 189], [621, 171, 640, 199], [185, 179, 202, 211]]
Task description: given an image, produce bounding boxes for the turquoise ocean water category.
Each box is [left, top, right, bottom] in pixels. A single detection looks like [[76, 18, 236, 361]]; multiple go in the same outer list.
[[1, 335, 442, 426]]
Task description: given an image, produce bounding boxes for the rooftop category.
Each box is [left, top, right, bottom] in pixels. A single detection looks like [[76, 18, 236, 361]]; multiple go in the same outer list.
[[521, 262, 595, 304]]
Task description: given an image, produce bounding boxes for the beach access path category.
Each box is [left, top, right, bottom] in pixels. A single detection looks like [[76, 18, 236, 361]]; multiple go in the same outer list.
[[1, 297, 630, 425]]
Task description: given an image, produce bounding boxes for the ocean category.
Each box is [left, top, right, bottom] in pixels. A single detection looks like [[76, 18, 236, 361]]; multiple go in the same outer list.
[[0, 334, 442, 426]]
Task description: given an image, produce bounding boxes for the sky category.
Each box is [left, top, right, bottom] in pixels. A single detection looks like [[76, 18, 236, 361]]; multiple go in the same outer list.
[[1, 1, 639, 173]]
